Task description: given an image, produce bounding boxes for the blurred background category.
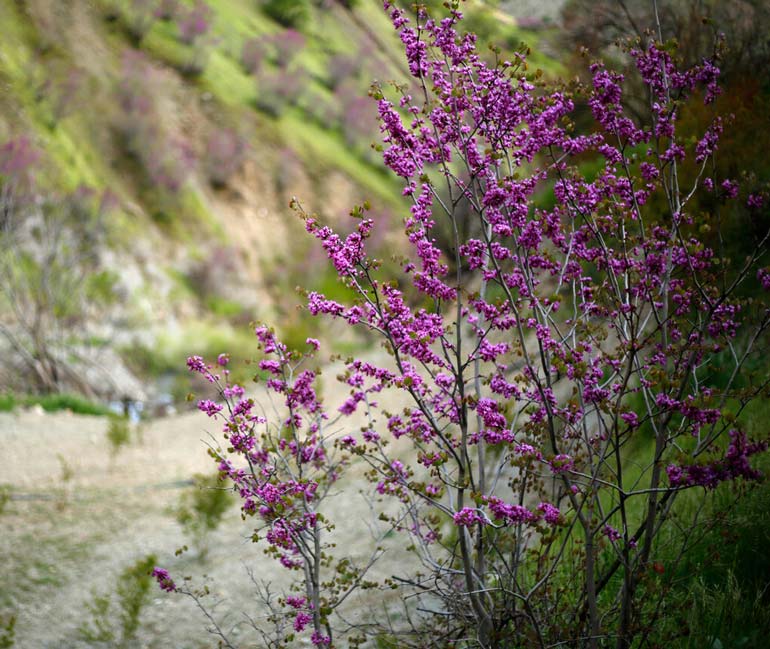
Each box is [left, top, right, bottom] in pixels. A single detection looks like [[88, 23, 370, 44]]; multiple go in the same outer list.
[[1, 0, 767, 416], [0, 0, 583, 418], [0, 1, 768, 647]]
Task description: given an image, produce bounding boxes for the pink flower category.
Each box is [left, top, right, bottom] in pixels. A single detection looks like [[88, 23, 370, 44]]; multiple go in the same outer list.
[[152, 567, 176, 592]]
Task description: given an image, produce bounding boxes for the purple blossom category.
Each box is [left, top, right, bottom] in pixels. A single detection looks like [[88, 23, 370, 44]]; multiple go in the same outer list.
[[453, 507, 486, 527], [603, 525, 622, 542], [294, 611, 312, 632], [667, 430, 767, 490], [152, 567, 176, 592], [758, 268, 770, 291], [286, 595, 306, 609], [721, 179, 739, 199], [311, 631, 332, 646], [550, 454, 574, 474], [197, 399, 223, 417], [620, 412, 639, 428], [177, 0, 212, 45], [537, 502, 561, 525]]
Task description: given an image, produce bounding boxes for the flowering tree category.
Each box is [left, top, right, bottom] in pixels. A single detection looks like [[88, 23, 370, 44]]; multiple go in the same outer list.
[[116, 50, 195, 194], [177, 0, 213, 45], [0, 139, 118, 395], [159, 2, 769, 647], [175, 0, 215, 75]]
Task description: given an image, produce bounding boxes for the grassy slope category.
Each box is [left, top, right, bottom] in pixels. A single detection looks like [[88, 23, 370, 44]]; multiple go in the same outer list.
[[0, 0, 561, 381], [0, 0, 558, 212]]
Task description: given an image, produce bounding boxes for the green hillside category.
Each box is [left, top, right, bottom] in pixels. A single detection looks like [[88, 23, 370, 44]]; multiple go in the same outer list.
[[0, 0, 557, 404]]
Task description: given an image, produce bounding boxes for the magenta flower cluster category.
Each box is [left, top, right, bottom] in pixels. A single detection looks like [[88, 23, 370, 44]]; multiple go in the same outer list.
[[151, 567, 176, 593]]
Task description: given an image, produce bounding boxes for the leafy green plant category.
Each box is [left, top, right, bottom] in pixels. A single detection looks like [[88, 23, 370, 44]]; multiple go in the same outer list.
[[116, 555, 157, 643], [54, 454, 74, 511], [106, 415, 132, 460], [0, 614, 15, 649], [79, 593, 114, 644], [78, 554, 157, 647], [0, 485, 10, 516], [175, 473, 234, 558], [25, 393, 112, 416], [0, 392, 112, 415], [0, 394, 15, 412]]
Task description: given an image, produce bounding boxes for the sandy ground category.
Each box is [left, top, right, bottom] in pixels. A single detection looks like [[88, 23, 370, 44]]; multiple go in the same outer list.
[[0, 402, 413, 649]]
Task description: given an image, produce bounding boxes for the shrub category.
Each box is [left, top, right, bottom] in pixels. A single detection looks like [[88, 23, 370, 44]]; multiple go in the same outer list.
[[156, 4, 770, 648], [204, 128, 249, 188], [0, 166, 118, 395], [55, 453, 74, 511], [175, 0, 215, 75], [241, 37, 267, 75], [262, 0, 310, 29], [116, 50, 194, 193], [334, 82, 376, 146], [0, 394, 16, 412], [79, 554, 157, 646], [26, 394, 112, 416], [268, 28, 305, 68], [177, 1, 213, 45], [254, 67, 307, 116], [326, 52, 361, 90], [0, 615, 15, 649], [106, 415, 131, 459], [0, 135, 40, 194], [175, 473, 234, 557], [116, 555, 156, 643], [49, 67, 85, 124], [123, 0, 157, 43], [0, 484, 11, 516]]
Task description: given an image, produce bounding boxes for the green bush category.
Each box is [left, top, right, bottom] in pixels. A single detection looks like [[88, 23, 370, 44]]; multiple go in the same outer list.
[[0, 485, 10, 515], [25, 393, 112, 416], [106, 415, 132, 459], [0, 614, 15, 649], [0, 394, 15, 412], [262, 0, 310, 28], [0, 392, 112, 416], [78, 554, 157, 647], [116, 555, 156, 643], [621, 447, 770, 647], [79, 593, 114, 644], [176, 473, 234, 557]]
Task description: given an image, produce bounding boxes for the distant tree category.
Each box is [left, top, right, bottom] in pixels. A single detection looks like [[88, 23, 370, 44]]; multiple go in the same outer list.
[[177, 1, 213, 45], [0, 140, 117, 394], [116, 50, 195, 194], [204, 128, 250, 188], [241, 37, 267, 75]]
